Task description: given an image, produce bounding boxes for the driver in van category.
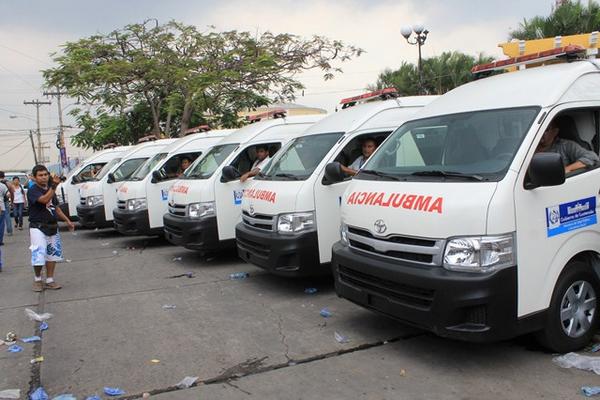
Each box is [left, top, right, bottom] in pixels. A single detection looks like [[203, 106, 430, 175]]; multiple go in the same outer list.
[[177, 156, 192, 177], [535, 119, 599, 173], [240, 145, 270, 182], [341, 138, 378, 176]]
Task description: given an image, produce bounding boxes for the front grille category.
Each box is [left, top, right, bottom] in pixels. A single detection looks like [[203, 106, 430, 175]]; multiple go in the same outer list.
[[80, 197, 86, 206], [241, 211, 276, 232], [168, 203, 186, 217], [237, 235, 271, 257], [117, 200, 126, 210], [347, 226, 444, 266], [338, 265, 435, 310]]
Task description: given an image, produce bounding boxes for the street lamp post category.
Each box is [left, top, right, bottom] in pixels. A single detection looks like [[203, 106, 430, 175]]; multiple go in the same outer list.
[[401, 23, 429, 94]]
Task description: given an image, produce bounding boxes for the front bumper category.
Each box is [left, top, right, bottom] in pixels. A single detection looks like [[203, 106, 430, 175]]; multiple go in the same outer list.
[[236, 222, 326, 277], [163, 213, 229, 251], [331, 242, 537, 342], [113, 208, 157, 236], [76, 204, 109, 228]]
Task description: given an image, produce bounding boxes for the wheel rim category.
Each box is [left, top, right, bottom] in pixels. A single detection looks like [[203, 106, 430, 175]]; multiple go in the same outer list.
[[560, 280, 596, 338]]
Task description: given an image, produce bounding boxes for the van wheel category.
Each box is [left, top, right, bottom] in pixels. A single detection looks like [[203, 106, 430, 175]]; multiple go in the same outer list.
[[537, 260, 599, 353]]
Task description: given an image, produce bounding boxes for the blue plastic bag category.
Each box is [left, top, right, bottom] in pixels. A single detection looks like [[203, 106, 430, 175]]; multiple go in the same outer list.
[[582, 386, 600, 397], [21, 336, 41, 343], [84, 396, 101, 400], [8, 344, 23, 353], [304, 288, 318, 294], [104, 387, 125, 396], [40, 322, 49, 331], [30, 387, 49, 400], [320, 308, 332, 318], [52, 395, 76, 400]]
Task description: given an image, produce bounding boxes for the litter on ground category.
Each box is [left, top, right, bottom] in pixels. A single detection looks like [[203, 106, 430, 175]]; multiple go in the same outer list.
[[24, 309, 53, 322], [553, 352, 600, 375]]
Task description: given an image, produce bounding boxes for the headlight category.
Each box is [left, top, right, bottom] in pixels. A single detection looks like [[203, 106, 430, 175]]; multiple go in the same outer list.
[[443, 233, 516, 273], [340, 222, 349, 246], [126, 198, 147, 211], [187, 202, 215, 218], [86, 195, 103, 207], [277, 211, 316, 234]]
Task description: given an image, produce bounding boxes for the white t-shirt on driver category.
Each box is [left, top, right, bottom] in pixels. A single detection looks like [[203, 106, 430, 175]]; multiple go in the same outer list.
[[252, 156, 271, 171]]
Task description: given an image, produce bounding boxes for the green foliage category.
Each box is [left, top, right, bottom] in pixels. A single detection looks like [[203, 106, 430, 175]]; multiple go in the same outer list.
[[510, 0, 600, 39], [370, 52, 494, 95], [44, 20, 362, 148]]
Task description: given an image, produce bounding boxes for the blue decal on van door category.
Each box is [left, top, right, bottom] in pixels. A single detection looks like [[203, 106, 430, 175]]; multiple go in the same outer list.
[[546, 196, 597, 237], [233, 190, 243, 205], [161, 189, 169, 201]]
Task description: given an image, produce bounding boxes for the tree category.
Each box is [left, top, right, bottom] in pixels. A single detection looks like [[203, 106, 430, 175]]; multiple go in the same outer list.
[[43, 20, 363, 148], [370, 51, 493, 96], [510, 0, 600, 40]]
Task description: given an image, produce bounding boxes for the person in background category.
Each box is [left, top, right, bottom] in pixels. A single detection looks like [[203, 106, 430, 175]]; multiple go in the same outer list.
[[0, 176, 8, 246], [28, 165, 75, 292], [0, 172, 14, 237], [12, 176, 26, 230], [341, 138, 378, 176], [240, 145, 271, 182]]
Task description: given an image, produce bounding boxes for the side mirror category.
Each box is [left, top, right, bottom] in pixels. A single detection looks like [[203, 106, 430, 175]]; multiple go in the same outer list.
[[525, 153, 565, 189], [221, 165, 241, 183], [322, 162, 345, 185], [71, 175, 81, 184], [151, 170, 162, 184], [107, 173, 115, 184]]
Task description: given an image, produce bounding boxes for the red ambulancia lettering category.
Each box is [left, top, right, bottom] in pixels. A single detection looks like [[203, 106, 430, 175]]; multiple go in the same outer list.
[[346, 191, 443, 214], [243, 189, 276, 203], [170, 185, 189, 194]]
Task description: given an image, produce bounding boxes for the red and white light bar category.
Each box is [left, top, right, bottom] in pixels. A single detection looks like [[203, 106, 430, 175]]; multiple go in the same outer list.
[[471, 44, 586, 74], [340, 88, 398, 106], [184, 125, 211, 135], [247, 108, 287, 123]]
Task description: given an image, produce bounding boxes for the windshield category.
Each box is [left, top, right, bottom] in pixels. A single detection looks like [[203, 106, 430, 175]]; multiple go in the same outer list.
[[112, 158, 148, 182], [260, 132, 344, 180], [130, 153, 167, 181], [361, 107, 540, 182], [94, 158, 121, 180], [184, 143, 238, 179]]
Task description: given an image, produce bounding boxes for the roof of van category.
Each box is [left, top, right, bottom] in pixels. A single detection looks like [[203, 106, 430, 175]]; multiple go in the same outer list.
[[302, 96, 437, 135], [218, 114, 325, 145], [415, 60, 600, 119], [158, 129, 235, 154]]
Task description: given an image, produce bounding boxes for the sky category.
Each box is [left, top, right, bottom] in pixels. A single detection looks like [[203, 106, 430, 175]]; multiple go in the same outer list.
[[0, 0, 554, 170]]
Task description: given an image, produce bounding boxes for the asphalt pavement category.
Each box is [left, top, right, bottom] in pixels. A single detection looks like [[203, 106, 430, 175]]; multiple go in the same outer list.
[[0, 225, 598, 399]]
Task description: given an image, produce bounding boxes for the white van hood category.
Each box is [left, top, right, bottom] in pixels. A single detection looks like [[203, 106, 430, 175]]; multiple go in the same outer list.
[[241, 179, 313, 215], [79, 181, 103, 198], [117, 181, 145, 201], [168, 178, 215, 205], [342, 180, 497, 239]]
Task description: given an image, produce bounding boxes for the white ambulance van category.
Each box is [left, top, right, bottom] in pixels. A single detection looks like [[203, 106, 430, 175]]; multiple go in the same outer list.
[[235, 90, 436, 276], [163, 114, 325, 253], [57, 146, 130, 219], [114, 130, 233, 236], [76, 139, 175, 228], [330, 47, 600, 352]]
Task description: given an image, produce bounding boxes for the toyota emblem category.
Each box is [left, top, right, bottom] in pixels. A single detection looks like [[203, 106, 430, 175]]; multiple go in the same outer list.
[[249, 205, 255, 216], [374, 219, 387, 234]]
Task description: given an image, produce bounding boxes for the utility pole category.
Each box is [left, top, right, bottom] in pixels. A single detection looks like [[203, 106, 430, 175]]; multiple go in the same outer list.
[[29, 130, 38, 165], [23, 99, 51, 164], [43, 88, 69, 172]]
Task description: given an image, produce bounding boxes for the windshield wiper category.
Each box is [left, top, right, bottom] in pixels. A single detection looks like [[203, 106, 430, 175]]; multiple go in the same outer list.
[[273, 173, 303, 180], [358, 169, 403, 181], [410, 170, 484, 181]]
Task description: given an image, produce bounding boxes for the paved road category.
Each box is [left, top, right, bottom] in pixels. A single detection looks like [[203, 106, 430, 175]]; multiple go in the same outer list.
[[0, 225, 598, 399]]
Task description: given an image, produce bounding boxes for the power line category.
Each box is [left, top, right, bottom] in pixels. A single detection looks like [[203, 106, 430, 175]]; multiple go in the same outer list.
[[0, 63, 40, 91], [0, 43, 51, 66], [0, 137, 29, 156]]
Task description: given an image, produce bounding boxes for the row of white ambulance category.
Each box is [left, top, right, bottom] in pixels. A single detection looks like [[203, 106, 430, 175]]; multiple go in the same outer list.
[[60, 48, 600, 352]]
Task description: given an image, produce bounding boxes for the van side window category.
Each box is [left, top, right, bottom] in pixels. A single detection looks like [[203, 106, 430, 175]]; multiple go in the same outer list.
[[158, 152, 202, 180], [533, 110, 600, 178], [231, 143, 282, 174], [334, 132, 391, 178], [75, 162, 107, 182]]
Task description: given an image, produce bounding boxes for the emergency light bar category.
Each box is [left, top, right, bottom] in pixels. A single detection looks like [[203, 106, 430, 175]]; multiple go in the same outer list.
[[340, 88, 398, 109], [102, 143, 118, 149], [137, 135, 159, 143], [247, 108, 287, 123], [184, 125, 211, 135], [471, 44, 586, 74]]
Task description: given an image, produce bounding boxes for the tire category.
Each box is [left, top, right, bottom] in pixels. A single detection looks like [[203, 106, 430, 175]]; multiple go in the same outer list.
[[536, 260, 600, 353]]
